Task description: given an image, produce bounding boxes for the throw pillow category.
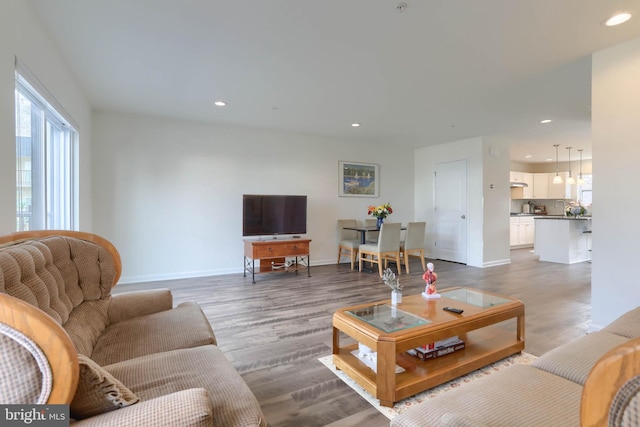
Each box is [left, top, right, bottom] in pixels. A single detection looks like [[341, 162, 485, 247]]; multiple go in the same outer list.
[[70, 354, 139, 419]]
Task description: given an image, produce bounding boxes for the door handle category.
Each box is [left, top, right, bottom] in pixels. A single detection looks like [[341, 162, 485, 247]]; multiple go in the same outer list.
[[461, 215, 466, 219]]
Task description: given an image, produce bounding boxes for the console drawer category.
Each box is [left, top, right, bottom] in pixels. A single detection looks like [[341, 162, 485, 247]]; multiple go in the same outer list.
[[252, 241, 309, 258]]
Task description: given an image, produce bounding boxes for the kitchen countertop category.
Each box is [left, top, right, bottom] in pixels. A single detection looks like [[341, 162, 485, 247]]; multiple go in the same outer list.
[[534, 215, 591, 220]]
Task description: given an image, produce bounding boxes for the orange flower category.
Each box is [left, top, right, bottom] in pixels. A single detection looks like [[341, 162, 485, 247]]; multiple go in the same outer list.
[[367, 203, 393, 219]]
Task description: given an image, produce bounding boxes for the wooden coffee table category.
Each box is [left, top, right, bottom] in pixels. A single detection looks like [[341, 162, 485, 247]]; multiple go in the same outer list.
[[332, 287, 525, 407]]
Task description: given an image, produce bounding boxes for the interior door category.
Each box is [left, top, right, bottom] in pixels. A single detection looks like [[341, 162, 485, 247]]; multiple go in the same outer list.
[[434, 159, 468, 263]]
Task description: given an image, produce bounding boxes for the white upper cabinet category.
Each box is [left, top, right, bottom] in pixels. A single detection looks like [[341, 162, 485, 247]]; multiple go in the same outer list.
[[510, 171, 534, 199], [548, 173, 577, 199], [522, 173, 533, 199], [511, 171, 581, 201], [532, 173, 548, 199], [510, 171, 524, 183]]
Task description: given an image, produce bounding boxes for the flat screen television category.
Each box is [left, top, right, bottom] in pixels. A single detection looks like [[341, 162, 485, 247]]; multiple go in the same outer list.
[[243, 194, 307, 237]]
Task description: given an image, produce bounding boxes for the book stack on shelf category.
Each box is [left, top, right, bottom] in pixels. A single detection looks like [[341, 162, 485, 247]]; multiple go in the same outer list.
[[407, 336, 465, 361]]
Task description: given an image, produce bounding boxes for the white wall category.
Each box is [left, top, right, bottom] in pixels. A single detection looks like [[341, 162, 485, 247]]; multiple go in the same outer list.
[[591, 36, 640, 329], [414, 137, 510, 268], [483, 139, 512, 266], [92, 111, 415, 283], [0, 0, 93, 233]]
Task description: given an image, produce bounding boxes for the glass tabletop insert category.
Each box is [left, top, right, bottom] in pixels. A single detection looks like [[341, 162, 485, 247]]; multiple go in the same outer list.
[[440, 288, 510, 308], [347, 304, 430, 333]]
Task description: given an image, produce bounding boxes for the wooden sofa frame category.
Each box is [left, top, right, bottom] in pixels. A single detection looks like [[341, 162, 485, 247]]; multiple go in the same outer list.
[[0, 230, 122, 404]]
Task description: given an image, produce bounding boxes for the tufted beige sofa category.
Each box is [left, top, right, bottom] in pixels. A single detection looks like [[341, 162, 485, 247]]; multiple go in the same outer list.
[[391, 307, 640, 427], [0, 230, 266, 426]]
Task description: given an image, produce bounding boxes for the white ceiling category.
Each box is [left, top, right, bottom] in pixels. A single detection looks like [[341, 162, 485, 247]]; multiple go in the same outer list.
[[26, 0, 640, 163]]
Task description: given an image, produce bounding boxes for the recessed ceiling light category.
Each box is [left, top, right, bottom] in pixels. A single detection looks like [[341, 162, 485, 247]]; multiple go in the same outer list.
[[214, 101, 227, 107], [351, 123, 361, 127], [605, 12, 633, 26], [546, 158, 553, 162], [525, 155, 533, 159], [540, 119, 553, 124]]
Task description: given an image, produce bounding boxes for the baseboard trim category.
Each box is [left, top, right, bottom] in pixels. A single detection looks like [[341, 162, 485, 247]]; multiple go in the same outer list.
[[482, 259, 511, 268], [119, 258, 338, 284]]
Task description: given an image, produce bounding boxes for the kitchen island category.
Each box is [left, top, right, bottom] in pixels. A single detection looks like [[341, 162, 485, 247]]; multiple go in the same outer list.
[[534, 216, 591, 264]]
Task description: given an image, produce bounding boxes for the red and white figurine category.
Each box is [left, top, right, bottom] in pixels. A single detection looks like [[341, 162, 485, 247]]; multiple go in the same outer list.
[[422, 262, 441, 299]]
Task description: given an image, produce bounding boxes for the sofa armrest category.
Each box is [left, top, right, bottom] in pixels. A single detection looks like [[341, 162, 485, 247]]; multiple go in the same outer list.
[[70, 388, 213, 427], [108, 289, 173, 324], [0, 293, 79, 404], [582, 337, 640, 426]]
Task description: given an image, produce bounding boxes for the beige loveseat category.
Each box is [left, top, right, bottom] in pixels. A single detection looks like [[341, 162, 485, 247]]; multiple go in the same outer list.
[[391, 307, 640, 426], [0, 230, 266, 426]]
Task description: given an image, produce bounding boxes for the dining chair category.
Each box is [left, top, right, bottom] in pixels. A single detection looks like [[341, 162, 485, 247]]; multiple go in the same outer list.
[[358, 222, 402, 277], [400, 221, 427, 273], [363, 218, 379, 243], [337, 219, 361, 270]]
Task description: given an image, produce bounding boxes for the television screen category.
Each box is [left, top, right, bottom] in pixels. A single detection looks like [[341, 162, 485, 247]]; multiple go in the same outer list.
[[243, 195, 307, 237]]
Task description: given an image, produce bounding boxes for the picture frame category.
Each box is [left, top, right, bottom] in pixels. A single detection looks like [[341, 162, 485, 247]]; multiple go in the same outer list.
[[338, 161, 379, 197]]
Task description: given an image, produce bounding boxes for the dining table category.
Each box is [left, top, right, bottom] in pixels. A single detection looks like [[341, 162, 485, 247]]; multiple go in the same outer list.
[[343, 225, 406, 244]]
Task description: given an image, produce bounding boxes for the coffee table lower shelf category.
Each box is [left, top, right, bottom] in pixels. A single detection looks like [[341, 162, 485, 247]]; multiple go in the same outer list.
[[332, 327, 524, 406]]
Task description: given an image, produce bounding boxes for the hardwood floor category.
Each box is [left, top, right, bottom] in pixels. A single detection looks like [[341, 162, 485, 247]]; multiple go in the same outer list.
[[114, 248, 591, 427]]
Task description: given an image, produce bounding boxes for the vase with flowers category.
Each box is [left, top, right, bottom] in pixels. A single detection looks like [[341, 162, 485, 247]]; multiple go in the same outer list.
[[382, 268, 403, 306], [566, 201, 587, 218], [368, 203, 393, 229]]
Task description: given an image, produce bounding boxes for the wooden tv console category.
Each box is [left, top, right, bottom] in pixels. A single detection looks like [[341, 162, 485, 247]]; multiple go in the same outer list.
[[243, 238, 311, 283]]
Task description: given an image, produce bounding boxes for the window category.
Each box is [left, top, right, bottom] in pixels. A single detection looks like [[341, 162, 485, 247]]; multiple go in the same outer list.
[[15, 67, 77, 231], [579, 174, 593, 206]]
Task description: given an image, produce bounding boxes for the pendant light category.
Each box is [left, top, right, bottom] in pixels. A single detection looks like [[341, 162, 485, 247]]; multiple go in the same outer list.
[[566, 147, 576, 185], [577, 149, 585, 185], [552, 144, 563, 184]]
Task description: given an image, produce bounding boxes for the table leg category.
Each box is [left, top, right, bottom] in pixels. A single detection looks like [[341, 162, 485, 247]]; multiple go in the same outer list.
[[517, 312, 525, 343], [377, 341, 396, 407]]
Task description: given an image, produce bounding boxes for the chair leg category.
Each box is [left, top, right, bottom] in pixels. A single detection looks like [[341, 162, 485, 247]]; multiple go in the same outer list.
[[419, 250, 426, 271], [396, 253, 401, 274], [377, 257, 384, 277], [350, 250, 356, 270], [404, 252, 410, 274], [337, 248, 342, 265]]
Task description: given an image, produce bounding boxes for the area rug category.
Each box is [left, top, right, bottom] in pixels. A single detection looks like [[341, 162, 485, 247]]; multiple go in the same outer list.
[[318, 351, 537, 420]]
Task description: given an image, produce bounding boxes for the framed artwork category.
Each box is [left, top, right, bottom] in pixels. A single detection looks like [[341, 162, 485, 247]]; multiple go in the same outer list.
[[339, 161, 379, 197]]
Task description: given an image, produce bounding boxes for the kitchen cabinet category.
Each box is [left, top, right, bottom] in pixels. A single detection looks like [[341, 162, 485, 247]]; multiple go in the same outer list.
[[510, 171, 521, 183], [522, 172, 533, 199], [547, 173, 577, 199], [532, 173, 548, 199], [510, 171, 579, 200], [510, 171, 524, 183], [509, 172, 533, 199], [510, 216, 535, 247]]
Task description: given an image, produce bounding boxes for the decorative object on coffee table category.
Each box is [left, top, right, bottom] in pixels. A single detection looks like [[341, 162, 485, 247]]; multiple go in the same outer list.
[[382, 268, 402, 306], [422, 262, 440, 299]]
